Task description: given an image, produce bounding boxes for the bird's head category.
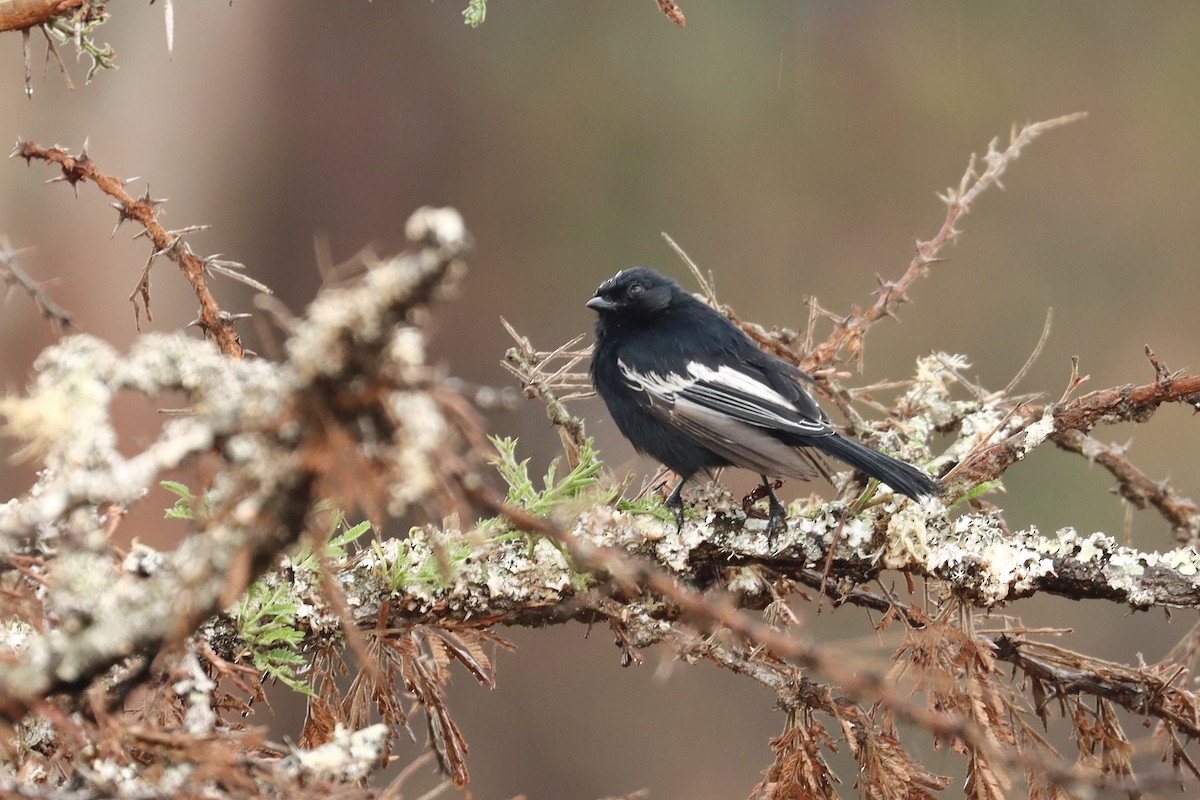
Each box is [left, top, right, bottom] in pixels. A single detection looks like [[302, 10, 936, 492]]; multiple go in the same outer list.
[[586, 267, 679, 321]]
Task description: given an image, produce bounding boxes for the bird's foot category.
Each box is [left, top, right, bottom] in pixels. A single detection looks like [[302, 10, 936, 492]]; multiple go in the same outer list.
[[665, 479, 686, 533], [765, 499, 788, 539], [669, 502, 685, 533], [754, 476, 789, 539]]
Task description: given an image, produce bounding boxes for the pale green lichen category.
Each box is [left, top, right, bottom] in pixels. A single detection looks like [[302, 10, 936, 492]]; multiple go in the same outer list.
[[1159, 548, 1200, 576]]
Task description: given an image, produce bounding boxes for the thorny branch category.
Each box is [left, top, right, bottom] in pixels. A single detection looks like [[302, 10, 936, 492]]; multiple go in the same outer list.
[[1056, 427, 1200, 544], [942, 358, 1200, 544], [801, 112, 1088, 373], [12, 140, 253, 357]]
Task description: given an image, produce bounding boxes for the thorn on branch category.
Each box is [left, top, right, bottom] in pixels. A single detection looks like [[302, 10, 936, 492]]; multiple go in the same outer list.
[[1145, 345, 1171, 386]]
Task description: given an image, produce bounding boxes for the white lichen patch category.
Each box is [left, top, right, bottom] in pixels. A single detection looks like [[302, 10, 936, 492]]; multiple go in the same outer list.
[[652, 518, 708, 572], [385, 391, 446, 515], [172, 652, 217, 734], [385, 326, 426, 381], [1100, 548, 1150, 604], [1045, 529, 1112, 562], [904, 354, 979, 426], [1019, 409, 1056, 455], [726, 566, 767, 595], [1159, 547, 1200, 577], [1, 619, 34, 655], [882, 507, 1056, 605], [122, 542, 167, 577], [883, 503, 936, 567], [276, 723, 390, 783], [405, 206, 466, 247], [840, 515, 874, 551], [584, 506, 648, 550]]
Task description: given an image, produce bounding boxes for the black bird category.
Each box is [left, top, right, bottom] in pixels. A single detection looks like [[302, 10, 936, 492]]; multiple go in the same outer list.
[[587, 267, 938, 535]]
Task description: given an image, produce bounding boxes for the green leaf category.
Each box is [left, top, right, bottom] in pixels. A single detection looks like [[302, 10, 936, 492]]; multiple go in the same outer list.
[[161, 480, 211, 521]]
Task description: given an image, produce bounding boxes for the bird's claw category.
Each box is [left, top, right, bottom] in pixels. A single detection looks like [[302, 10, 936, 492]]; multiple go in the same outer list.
[[765, 506, 788, 539], [671, 504, 685, 533]]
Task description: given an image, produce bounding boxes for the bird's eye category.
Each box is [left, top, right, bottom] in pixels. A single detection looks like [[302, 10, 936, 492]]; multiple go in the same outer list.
[[629, 284, 644, 295]]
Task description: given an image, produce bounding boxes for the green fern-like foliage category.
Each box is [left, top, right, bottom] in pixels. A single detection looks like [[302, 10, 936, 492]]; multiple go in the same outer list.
[[487, 435, 605, 515], [462, 0, 487, 27], [232, 580, 314, 696]]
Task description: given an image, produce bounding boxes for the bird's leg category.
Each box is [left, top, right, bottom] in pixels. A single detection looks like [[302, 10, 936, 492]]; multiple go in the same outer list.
[[760, 475, 788, 538], [665, 474, 687, 532]]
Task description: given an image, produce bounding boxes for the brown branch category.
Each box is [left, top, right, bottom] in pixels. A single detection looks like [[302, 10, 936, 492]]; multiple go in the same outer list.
[[1055, 429, 1200, 545], [0, 237, 73, 329], [948, 371, 1200, 499], [0, 0, 80, 32], [993, 634, 1200, 740], [12, 140, 246, 358]]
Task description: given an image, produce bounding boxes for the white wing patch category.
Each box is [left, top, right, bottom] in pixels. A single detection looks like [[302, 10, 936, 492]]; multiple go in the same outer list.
[[684, 362, 793, 407], [617, 359, 694, 394], [617, 359, 828, 435]]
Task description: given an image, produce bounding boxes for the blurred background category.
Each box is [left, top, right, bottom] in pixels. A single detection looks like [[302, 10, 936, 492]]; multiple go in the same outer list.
[[1, 2, 1198, 797]]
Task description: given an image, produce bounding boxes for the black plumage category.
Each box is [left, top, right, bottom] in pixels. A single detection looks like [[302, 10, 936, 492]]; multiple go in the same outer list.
[[587, 267, 938, 534]]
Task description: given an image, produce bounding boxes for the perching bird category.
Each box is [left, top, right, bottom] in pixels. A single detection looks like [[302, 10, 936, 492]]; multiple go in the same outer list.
[[587, 267, 937, 535]]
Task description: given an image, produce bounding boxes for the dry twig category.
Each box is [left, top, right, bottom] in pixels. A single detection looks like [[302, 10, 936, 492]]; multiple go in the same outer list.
[[0, 236, 73, 328]]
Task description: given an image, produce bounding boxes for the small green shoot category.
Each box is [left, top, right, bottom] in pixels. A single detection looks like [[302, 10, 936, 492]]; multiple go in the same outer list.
[[951, 480, 1003, 508], [487, 435, 604, 515], [462, 0, 487, 27], [292, 507, 372, 572], [161, 480, 211, 521], [616, 493, 678, 522]]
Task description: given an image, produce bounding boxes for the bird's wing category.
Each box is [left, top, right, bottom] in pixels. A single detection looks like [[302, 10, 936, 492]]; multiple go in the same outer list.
[[617, 359, 833, 480], [619, 359, 833, 435]]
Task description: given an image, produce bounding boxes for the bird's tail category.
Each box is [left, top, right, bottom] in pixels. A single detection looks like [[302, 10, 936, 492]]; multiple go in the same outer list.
[[810, 434, 938, 500]]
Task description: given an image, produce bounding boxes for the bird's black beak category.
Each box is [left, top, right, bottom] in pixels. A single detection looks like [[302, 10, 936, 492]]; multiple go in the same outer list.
[[586, 295, 618, 312]]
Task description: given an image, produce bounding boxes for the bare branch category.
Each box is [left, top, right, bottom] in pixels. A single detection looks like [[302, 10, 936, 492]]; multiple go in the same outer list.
[[0, 236, 73, 328]]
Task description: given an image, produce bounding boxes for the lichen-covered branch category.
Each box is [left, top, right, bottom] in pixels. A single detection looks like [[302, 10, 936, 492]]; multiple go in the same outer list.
[[0, 207, 473, 720]]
